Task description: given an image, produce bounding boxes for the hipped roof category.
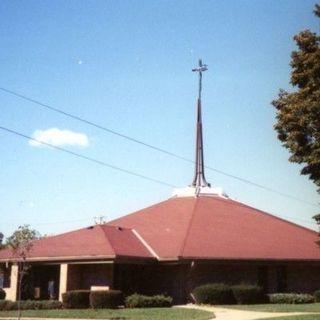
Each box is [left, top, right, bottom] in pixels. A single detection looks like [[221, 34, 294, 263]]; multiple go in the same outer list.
[[1, 196, 319, 263], [108, 196, 320, 261], [0, 224, 154, 262]]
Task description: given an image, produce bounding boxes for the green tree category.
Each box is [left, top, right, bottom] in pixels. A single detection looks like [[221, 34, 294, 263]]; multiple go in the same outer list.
[[272, 4, 320, 191], [6, 225, 40, 319], [6, 225, 40, 257]]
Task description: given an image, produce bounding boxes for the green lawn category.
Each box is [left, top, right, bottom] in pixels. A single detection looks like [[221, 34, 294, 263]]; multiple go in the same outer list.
[[221, 303, 320, 313], [0, 307, 213, 320]]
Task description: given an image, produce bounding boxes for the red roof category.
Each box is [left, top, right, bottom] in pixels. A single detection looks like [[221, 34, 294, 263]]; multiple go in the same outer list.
[[0, 225, 154, 262], [108, 196, 320, 261], [1, 196, 319, 263]]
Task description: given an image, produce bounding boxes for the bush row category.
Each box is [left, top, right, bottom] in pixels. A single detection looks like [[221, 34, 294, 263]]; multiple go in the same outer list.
[[193, 283, 265, 305], [0, 300, 62, 311], [62, 290, 172, 309], [0, 290, 172, 310], [193, 283, 320, 305], [125, 293, 173, 308], [268, 293, 314, 304], [62, 290, 124, 309]]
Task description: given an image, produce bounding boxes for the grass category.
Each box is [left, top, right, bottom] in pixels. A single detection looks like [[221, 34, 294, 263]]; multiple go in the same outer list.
[[0, 307, 213, 320], [220, 303, 320, 313]]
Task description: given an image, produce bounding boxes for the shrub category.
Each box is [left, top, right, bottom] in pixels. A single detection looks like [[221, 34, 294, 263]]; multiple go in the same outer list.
[[0, 300, 18, 311], [90, 290, 123, 309], [192, 283, 235, 305], [20, 300, 37, 310], [231, 284, 266, 304], [0, 300, 62, 311], [29, 300, 62, 310], [269, 293, 314, 304], [0, 288, 5, 300], [0, 300, 6, 310], [314, 290, 320, 302], [40, 300, 63, 309], [62, 290, 90, 309], [125, 293, 173, 308]]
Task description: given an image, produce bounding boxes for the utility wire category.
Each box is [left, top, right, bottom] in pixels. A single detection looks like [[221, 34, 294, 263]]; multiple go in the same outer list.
[[0, 125, 177, 189], [1, 87, 319, 208], [0, 87, 186, 160], [0, 125, 317, 228]]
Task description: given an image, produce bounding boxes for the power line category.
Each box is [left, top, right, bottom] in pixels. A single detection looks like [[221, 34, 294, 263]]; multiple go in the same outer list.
[[0, 87, 319, 208], [0, 125, 177, 189], [0, 125, 318, 229], [0, 87, 186, 160]]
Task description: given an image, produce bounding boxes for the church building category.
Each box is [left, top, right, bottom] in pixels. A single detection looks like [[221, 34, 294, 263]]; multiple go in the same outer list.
[[1, 60, 320, 303]]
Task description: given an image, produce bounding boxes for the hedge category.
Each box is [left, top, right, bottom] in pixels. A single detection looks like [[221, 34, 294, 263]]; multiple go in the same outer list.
[[0, 300, 62, 311], [125, 293, 173, 308], [0, 289, 5, 300], [62, 290, 90, 309], [314, 290, 320, 302], [90, 290, 123, 309], [192, 283, 235, 305], [232, 284, 265, 304], [0, 300, 17, 311], [269, 293, 314, 304]]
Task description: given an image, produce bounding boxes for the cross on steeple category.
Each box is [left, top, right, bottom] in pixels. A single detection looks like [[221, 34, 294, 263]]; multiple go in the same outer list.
[[191, 59, 210, 188]]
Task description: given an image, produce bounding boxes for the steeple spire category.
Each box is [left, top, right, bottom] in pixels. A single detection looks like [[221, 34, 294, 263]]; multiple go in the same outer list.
[[171, 59, 227, 198], [191, 59, 210, 188]]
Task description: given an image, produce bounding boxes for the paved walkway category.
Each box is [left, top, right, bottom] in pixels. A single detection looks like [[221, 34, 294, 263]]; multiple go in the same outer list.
[[180, 304, 320, 320]]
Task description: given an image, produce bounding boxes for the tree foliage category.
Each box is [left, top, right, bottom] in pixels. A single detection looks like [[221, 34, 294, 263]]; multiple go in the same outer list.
[[272, 4, 320, 191], [5, 225, 40, 259]]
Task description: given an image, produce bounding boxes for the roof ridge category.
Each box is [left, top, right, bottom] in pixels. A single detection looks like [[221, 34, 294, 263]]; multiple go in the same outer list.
[[37, 225, 98, 241], [178, 197, 199, 257], [95, 225, 116, 256], [132, 229, 159, 259]]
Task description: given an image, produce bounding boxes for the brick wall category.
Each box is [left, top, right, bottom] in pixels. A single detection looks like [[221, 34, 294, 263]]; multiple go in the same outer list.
[[67, 263, 113, 291], [287, 264, 320, 293]]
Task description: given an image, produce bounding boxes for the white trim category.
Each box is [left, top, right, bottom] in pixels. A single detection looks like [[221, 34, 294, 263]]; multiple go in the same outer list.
[[132, 229, 160, 260], [172, 186, 228, 198]]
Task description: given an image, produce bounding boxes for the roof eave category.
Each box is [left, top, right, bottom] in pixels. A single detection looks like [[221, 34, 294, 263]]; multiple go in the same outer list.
[[179, 256, 320, 263]]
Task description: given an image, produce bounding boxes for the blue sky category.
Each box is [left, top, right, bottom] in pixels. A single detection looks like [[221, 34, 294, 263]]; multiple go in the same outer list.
[[0, 0, 319, 238]]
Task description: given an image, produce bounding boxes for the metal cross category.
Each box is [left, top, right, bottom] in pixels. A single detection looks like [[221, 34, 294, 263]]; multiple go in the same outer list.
[[192, 59, 208, 100]]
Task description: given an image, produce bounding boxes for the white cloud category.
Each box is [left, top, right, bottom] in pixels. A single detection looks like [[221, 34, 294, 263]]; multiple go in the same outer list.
[[29, 128, 89, 148]]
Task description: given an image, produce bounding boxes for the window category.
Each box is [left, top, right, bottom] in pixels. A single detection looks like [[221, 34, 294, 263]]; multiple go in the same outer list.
[[276, 266, 287, 292], [0, 265, 11, 288], [258, 266, 268, 292]]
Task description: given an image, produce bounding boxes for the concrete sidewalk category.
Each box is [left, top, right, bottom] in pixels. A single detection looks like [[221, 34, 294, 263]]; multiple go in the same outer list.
[[180, 304, 320, 320]]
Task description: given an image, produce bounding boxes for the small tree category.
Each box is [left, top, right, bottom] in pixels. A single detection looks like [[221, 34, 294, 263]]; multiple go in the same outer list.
[[6, 225, 40, 319]]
